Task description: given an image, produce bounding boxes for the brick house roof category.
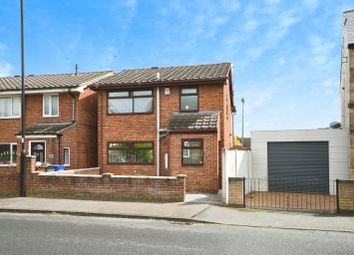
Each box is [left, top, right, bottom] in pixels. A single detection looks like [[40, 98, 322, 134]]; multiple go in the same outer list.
[[168, 112, 219, 132], [17, 122, 76, 135], [92, 62, 231, 88], [0, 71, 113, 91]]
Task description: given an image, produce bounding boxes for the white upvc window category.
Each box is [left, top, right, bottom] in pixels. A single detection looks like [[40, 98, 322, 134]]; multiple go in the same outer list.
[[43, 94, 59, 117], [0, 143, 17, 166], [0, 97, 21, 119], [64, 147, 70, 166]]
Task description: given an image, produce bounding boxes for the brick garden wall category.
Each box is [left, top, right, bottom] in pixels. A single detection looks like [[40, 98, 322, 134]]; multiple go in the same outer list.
[[228, 177, 245, 207], [25, 157, 185, 202], [338, 180, 354, 213], [0, 167, 19, 197]]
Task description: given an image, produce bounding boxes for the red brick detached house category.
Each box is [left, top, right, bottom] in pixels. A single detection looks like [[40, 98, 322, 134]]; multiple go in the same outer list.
[[0, 71, 113, 169], [91, 63, 235, 192]]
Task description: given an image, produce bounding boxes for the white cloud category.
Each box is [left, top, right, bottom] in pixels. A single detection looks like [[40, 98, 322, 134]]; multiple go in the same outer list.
[[98, 46, 119, 70], [0, 63, 12, 77], [265, 0, 282, 5], [303, 0, 319, 11], [308, 34, 335, 66], [220, 0, 240, 12], [0, 43, 7, 53]]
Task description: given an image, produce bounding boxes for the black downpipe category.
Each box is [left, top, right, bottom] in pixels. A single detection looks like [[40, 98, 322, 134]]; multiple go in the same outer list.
[[20, 0, 26, 197]]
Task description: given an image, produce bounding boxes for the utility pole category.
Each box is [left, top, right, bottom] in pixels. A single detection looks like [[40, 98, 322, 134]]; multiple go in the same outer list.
[[20, 0, 26, 197], [241, 97, 245, 146]]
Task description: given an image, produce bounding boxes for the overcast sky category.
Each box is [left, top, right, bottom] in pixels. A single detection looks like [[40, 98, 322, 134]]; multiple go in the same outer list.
[[0, 0, 353, 136]]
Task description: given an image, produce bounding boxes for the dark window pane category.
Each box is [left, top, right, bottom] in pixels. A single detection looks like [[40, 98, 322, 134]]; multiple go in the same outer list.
[[183, 148, 202, 165], [136, 149, 153, 163], [181, 88, 197, 94], [133, 90, 152, 96], [12, 145, 17, 164], [0, 144, 11, 164], [108, 142, 153, 164], [109, 149, 137, 163], [181, 95, 198, 111], [134, 98, 153, 113], [108, 98, 133, 113], [109, 91, 129, 97], [133, 142, 153, 148]]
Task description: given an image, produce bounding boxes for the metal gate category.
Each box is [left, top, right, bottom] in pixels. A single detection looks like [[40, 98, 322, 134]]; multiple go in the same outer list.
[[245, 178, 337, 213]]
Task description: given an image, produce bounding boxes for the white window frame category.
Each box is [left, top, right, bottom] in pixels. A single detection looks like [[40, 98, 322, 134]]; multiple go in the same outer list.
[[0, 143, 17, 166], [28, 140, 46, 163], [43, 93, 59, 117], [64, 147, 70, 166], [0, 96, 21, 119]]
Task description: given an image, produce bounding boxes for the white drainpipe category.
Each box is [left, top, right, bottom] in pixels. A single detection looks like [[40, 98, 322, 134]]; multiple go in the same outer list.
[[156, 86, 160, 176]]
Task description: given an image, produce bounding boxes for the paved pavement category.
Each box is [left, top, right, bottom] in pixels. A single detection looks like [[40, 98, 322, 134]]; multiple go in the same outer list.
[[0, 196, 353, 233]]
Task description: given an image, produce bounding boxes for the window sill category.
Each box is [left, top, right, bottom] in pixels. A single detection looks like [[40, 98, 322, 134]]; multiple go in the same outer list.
[[0, 164, 17, 167], [182, 163, 203, 167], [42, 115, 60, 118], [107, 162, 154, 165], [179, 110, 199, 113], [107, 112, 154, 115], [0, 116, 21, 120]]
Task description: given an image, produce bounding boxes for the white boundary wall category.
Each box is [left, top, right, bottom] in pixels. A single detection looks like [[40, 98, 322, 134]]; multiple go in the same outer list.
[[251, 128, 349, 194], [222, 149, 251, 203]]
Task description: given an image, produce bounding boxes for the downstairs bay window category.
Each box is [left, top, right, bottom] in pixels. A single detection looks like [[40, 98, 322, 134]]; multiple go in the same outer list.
[[0, 143, 17, 165], [108, 142, 153, 164]]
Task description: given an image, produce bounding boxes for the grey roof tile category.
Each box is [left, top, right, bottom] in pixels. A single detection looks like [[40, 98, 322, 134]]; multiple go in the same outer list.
[[17, 122, 76, 135], [168, 112, 219, 132], [94, 63, 231, 87], [0, 71, 113, 91], [344, 10, 354, 45]]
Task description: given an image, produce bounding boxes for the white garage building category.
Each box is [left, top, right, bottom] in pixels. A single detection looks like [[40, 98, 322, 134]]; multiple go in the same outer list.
[[251, 128, 349, 195]]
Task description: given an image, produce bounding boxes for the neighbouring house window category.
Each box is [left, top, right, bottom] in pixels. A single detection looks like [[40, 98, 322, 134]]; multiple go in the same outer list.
[[0, 97, 21, 118], [182, 139, 203, 165], [180, 87, 198, 112], [30, 141, 46, 163], [64, 147, 70, 166], [108, 142, 153, 164], [43, 94, 59, 117], [0, 143, 17, 165], [108, 90, 153, 114]]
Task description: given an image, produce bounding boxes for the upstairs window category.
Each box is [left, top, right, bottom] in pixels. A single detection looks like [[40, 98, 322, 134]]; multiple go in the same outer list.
[[108, 142, 153, 164], [108, 90, 153, 114], [43, 94, 59, 117], [180, 87, 198, 112], [182, 139, 203, 165], [0, 97, 21, 118], [0, 143, 17, 165]]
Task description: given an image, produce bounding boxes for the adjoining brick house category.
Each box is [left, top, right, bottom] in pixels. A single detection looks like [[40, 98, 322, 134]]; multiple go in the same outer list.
[[340, 10, 354, 179], [90, 63, 235, 192], [0, 71, 113, 169]]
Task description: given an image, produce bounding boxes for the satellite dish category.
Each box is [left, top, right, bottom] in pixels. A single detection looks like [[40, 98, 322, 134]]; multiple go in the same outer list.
[[329, 122, 341, 129]]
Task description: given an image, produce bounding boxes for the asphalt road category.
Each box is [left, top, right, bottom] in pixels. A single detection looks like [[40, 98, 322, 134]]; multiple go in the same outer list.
[[0, 213, 353, 255]]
